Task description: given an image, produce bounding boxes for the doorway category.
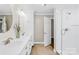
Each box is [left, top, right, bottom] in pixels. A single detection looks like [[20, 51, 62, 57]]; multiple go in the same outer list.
[[32, 14, 55, 55], [44, 16, 54, 47], [51, 19, 54, 48], [44, 16, 54, 48], [34, 15, 54, 47]]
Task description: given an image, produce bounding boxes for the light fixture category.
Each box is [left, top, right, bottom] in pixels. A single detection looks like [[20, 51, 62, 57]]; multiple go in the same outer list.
[[17, 9, 25, 16]]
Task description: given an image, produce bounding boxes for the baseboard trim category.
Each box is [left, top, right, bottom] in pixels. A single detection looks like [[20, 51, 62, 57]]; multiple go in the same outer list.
[[34, 42, 44, 44]]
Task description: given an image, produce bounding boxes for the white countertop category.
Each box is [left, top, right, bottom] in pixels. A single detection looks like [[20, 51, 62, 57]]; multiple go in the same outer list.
[[0, 34, 31, 55]]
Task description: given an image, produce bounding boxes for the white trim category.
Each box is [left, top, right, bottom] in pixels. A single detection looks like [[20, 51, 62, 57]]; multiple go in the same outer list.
[[35, 12, 53, 16], [54, 8, 62, 55], [34, 42, 44, 44], [52, 9, 57, 54]]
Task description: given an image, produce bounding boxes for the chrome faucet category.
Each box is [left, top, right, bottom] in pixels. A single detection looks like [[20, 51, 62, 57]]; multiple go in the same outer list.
[[3, 37, 13, 45]]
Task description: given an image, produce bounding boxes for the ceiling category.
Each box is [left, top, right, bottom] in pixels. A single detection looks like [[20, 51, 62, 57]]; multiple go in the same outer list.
[[16, 4, 54, 13], [0, 4, 79, 13], [16, 4, 79, 13]]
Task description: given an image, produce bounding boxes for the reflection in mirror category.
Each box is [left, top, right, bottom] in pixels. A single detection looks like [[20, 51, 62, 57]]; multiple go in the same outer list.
[[0, 15, 12, 33], [0, 5, 13, 33]]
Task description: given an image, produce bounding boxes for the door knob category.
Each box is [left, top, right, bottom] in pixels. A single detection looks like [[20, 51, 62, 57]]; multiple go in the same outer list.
[[62, 28, 68, 35], [64, 28, 68, 31]]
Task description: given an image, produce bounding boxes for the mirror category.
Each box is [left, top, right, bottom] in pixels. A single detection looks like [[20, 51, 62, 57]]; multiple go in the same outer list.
[[0, 5, 13, 33]]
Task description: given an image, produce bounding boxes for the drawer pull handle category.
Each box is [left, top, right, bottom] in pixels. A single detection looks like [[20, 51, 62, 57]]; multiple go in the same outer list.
[[25, 46, 27, 49], [26, 52, 28, 55]]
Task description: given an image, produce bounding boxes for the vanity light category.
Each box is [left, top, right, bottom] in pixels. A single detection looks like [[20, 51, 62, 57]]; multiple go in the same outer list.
[[20, 9, 26, 16], [17, 9, 26, 16]]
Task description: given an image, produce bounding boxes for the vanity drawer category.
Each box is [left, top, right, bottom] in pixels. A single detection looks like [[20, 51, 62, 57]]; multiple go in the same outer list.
[[19, 48, 28, 55], [19, 39, 32, 55], [20, 45, 32, 54]]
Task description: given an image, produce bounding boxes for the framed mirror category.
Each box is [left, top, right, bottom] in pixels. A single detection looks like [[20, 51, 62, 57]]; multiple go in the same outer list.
[[0, 5, 13, 33]]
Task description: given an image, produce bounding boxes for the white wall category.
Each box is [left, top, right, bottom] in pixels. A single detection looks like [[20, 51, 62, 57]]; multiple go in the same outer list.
[[34, 15, 44, 42], [14, 5, 34, 45], [19, 10, 34, 45]]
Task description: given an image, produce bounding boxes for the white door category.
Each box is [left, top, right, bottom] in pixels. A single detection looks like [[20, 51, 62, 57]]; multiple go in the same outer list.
[[44, 16, 51, 46], [62, 9, 79, 55], [55, 9, 62, 54]]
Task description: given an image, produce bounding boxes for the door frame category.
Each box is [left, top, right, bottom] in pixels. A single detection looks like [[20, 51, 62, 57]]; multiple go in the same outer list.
[[53, 8, 57, 53], [53, 8, 62, 54], [33, 8, 57, 52], [34, 12, 54, 45], [33, 12, 57, 53]]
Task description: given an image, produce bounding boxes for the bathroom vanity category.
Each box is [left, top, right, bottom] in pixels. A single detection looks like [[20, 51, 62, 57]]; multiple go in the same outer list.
[[19, 35, 33, 55], [0, 5, 34, 55], [0, 34, 33, 55]]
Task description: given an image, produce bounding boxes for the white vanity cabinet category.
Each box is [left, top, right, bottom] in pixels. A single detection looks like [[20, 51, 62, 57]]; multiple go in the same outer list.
[[19, 37, 32, 55]]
